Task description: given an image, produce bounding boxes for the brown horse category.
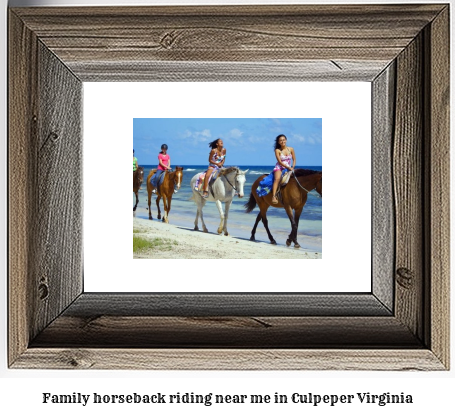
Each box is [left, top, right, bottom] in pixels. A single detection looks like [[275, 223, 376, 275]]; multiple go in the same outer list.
[[244, 169, 322, 248], [133, 166, 144, 212], [146, 166, 183, 223]]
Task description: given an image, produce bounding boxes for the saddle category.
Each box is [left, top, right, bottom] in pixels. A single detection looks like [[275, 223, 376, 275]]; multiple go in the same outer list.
[[280, 171, 291, 187], [195, 169, 220, 196], [150, 169, 167, 194]]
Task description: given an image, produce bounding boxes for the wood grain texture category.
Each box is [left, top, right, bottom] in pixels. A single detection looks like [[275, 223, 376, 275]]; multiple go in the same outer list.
[[11, 5, 445, 81], [33, 42, 83, 338], [13, 349, 445, 371], [8, 11, 38, 366], [8, 4, 450, 370], [372, 63, 395, 312], [425, 6, 450, 368], [60, 293, 392, 317], [31, 316, 421, 348], [70, 61, 388, 82], [393, 34, 424, 340]]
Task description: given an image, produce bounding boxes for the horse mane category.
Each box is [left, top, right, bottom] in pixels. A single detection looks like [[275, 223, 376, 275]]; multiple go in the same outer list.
[[220, 166, 239, 175], [293, 168, 321, 177]]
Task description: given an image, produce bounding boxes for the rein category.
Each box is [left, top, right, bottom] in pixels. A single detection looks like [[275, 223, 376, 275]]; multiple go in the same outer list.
[[223, 169, 240, 192], [291, 171, 322, 198]]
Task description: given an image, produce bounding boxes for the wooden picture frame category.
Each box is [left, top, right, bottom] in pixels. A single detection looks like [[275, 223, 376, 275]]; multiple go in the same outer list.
[[8, 4, 449, 370]]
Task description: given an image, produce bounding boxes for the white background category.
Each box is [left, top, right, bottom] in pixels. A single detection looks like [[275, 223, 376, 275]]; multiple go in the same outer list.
[[1, 0, 454, 414], [84, 82, 371, 293]]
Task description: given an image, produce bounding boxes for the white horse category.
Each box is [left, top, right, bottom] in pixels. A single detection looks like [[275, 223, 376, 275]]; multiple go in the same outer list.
[[190, 167, 248, 236]]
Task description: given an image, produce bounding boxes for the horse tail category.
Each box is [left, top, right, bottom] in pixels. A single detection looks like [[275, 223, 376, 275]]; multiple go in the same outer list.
[[244, 191, 257, 213]]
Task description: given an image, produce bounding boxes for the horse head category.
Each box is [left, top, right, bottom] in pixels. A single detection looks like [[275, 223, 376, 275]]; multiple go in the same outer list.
[[235, 168, 248, 198], [173, 166, 184, 190], [219, 167, 246, 198], [136, 166, 144, 187]]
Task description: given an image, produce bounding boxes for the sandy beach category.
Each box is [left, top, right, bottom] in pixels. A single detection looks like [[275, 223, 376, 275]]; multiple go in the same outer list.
[[133, 216, 322, 259]]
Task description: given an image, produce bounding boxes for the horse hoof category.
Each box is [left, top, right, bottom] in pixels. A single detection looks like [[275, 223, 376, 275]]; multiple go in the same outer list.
[[250, 236, 255, 242], [203, 229, 208, 233], [133, 207, 136, 212], [294, 243, 301, 249], [286, 240, 291, 247], [149, 217, 153, 220], [194, 226, 199, 231], [224, 232, 229, 236], [271, 240, 277, 245]]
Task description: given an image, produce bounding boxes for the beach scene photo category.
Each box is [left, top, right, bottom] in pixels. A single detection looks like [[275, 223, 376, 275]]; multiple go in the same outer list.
[[133, 118, 322, 260]]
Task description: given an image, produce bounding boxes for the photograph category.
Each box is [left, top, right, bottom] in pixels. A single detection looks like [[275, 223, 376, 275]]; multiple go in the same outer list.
[[133, 118, 322, 259]]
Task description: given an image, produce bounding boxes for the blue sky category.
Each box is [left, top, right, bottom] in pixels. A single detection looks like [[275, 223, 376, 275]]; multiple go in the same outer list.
[[133, 118, 322, 166]]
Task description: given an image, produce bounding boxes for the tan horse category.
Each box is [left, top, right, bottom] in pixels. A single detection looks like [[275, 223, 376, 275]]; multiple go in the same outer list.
[[244, 169, 322, 248], [146, 166, 183, 223], [133, 166, 144, 212]]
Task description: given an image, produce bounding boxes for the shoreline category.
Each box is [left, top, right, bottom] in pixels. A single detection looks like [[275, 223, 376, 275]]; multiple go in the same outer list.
[[133, 217, 322, 259]]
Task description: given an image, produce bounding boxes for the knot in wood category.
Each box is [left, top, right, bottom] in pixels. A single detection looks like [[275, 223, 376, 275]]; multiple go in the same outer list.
[[48, 132, 59, 142], [160, 31, 179, 49], [396, 267, 414, 289], [38, 282, 49, 300], [60, 350, 94, 369]]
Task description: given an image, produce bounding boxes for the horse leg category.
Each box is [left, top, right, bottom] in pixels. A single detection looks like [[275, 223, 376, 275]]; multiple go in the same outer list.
[[162, 194, 170, 224], [166, 195, 172, 224], [292, 207, 303, 248], [283, 205, 298, 247], [199, 200, 208, 233], [250, 213, 262, 241], [215, 200, 224, 234], [259, 205, 276, 245], [133, 191, 138, 212], [223, 200, 232, 236], [193, 193, 200, 230], [156, 195, 161, 220], [147, 190, 153, 220]]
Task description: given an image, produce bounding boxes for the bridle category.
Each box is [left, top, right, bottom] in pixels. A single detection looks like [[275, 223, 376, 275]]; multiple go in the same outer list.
[[291, 171, 322, 198], [223, 168, 241, 192], [170, 168, 183, 189]]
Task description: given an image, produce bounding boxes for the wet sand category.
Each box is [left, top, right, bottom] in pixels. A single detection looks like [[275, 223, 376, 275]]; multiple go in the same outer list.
[[133, 216, 322, 259]]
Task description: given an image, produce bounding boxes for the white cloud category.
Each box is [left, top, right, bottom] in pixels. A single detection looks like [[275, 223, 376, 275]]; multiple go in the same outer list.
[[293, 134, 306, 143], [290, 133, 322, 145], [181, 129, 212, 144], [229, 128, 243, 138]]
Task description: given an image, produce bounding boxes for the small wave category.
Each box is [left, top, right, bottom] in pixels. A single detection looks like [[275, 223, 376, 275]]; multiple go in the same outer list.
[[185, 168, 196, 171], [250, 171, 267, 175]]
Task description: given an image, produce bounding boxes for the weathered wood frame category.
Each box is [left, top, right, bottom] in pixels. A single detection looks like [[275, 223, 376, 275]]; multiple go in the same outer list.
[[8, 5, 449, 370]]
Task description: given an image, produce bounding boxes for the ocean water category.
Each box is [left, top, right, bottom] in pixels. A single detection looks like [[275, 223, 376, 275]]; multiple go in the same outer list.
[[134, 165, 322, 252]]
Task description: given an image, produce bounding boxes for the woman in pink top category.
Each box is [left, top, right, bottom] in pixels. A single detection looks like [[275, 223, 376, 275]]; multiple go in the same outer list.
[[151, 144, 172, 192], [157, 144, 171, 171], [271, 134, 296, 204]]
